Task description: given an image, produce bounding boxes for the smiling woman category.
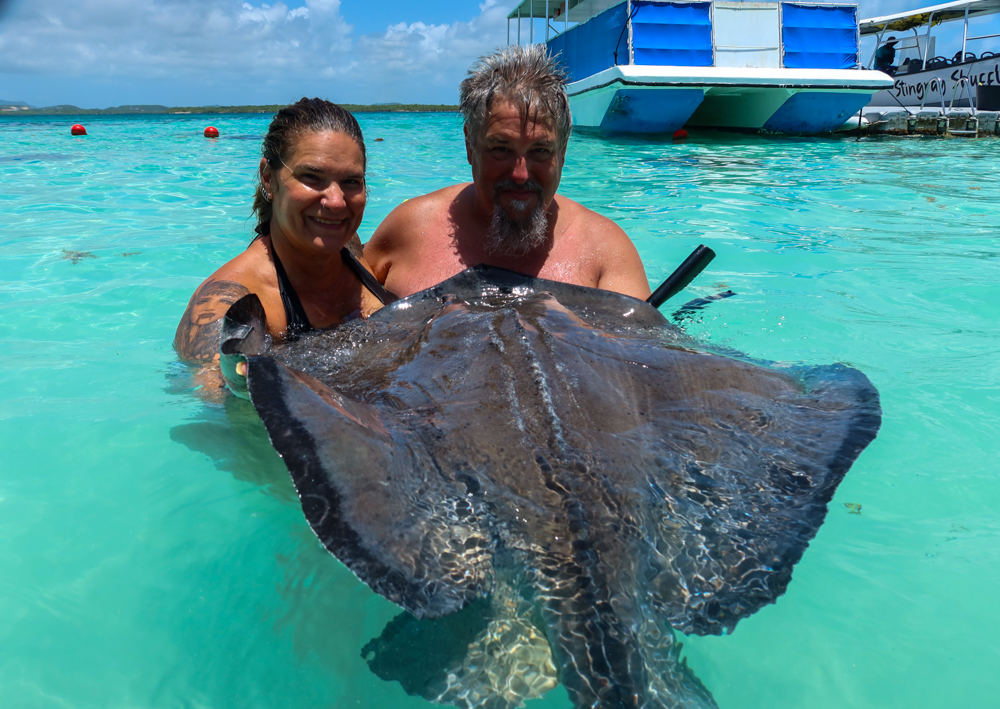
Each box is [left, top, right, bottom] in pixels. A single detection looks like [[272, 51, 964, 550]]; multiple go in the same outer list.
[[174, 98, 393, 377]]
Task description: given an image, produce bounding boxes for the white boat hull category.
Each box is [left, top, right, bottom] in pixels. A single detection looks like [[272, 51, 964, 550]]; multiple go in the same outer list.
[[567, 65, 894, 134]]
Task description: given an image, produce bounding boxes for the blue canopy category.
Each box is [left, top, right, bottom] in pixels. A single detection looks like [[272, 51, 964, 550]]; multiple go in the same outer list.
[[782, 3, 859, 69], [632, 1, 714, 67]]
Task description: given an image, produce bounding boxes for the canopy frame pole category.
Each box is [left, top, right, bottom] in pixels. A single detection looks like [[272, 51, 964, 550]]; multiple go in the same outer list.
[[518, 6, 521, 45], [855, 6, 861, 67], [961, 5, 970, 60], [922, 12, 935, 66], [868, 29, 884, 69], [627, 0, 635, 64], [546, 0, 550, 40]]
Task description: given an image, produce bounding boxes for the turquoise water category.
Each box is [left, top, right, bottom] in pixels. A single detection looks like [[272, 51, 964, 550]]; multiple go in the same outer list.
[[1, 113, 998, 709]]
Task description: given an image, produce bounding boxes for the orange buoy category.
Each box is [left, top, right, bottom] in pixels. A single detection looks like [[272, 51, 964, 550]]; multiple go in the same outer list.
[[672, 129, 688, 141], [71, 124, 87, 136], [204, 126, 219, 138]]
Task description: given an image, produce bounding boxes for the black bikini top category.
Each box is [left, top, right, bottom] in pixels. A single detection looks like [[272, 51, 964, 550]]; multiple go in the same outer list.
[[263, 234, 394, 337]]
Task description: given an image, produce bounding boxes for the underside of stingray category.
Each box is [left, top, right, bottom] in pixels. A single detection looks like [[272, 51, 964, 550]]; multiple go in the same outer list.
[[220, 266, 881, 709]]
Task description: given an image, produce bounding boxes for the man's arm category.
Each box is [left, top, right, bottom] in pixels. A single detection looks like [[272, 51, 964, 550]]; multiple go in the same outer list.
[[174, 279, 251, 362]]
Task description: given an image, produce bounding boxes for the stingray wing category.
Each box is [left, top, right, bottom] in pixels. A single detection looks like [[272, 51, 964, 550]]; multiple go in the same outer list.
[[556, 331, 881, 635], [247, 356, 495, 618], [501, 292, 882, 636], [658, 363, 882, 635]]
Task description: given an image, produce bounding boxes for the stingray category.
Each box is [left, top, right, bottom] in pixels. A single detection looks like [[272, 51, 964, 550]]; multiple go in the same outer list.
[[219, 267, 881, 709]]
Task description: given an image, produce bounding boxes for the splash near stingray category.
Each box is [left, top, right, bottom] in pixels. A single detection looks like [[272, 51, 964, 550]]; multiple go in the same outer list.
[[220, 266, 881, 709]]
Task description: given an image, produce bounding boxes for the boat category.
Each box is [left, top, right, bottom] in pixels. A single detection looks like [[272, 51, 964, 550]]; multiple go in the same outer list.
[[506, 0, 894, 134], [861, 0, 1000, 110]]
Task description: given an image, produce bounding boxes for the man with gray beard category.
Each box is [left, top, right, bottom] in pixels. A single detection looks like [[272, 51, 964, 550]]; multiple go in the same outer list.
[[364, 44, 650, 300]]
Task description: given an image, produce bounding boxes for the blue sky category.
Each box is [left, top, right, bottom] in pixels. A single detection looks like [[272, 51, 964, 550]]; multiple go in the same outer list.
[[1, 0, 998, 108]]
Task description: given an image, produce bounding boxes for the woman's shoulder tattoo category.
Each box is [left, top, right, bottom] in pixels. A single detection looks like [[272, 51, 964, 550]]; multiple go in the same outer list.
[[174, 280, 252, 361]]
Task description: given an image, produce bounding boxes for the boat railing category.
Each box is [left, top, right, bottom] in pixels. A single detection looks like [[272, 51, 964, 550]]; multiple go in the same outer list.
[[866, 2, 1000, 72], [965, 31, 1000, 44], [950, 75, 978, 112], [917, 74, 976, 112], [916, 77, 947, 109]]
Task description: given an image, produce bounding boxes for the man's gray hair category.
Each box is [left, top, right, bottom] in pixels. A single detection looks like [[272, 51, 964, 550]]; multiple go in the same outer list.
[[460, 44, 571, 151]]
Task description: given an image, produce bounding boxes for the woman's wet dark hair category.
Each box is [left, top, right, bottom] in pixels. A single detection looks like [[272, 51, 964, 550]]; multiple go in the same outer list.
[[253, 97, 366, 235]]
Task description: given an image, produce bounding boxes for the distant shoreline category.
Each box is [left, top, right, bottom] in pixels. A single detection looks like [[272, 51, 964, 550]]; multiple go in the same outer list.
[[0, 103, 459, 117]]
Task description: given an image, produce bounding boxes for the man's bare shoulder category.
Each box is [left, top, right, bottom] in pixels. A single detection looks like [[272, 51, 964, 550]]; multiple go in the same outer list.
[[412, 183, 470, 207], [378, 184, 470, 231], [554, 196, 651, 300], [556, 195, 627, 239], [365, 184, 471, 277]]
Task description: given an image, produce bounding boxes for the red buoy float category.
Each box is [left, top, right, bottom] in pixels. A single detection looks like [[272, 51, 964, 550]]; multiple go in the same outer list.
[[71, 124, 87, 136], [672, 129, 688, 141], [204, 126, 219, 138]]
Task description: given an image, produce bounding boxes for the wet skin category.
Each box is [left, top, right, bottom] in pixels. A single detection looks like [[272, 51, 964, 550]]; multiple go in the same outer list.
[[364, 100, 651, 301], [260, 131, 367, 263], [467, 98, 564, 225], [174, 129, 382, 384]]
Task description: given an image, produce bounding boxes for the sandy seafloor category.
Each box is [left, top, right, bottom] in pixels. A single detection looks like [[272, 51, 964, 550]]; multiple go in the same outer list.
[[1, 112, 998, 708]]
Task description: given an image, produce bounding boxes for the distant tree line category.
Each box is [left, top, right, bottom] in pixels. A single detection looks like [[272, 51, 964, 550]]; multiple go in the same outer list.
[[0, 102, 459, 116]]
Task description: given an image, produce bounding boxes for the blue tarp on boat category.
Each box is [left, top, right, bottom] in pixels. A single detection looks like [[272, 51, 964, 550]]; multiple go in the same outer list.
[[781, 3, 859, 69], [632, 1, 714, 67], [548, 3, 629, 82]]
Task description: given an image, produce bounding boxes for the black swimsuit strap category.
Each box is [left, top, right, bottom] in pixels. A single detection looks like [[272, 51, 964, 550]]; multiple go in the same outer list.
[[262, 233, 395, 335], [271, 245, 314, 336], [340, 247, 395, 305]]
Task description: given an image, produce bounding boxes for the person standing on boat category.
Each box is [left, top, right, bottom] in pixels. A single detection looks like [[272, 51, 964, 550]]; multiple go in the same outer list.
[[875, 37, 899, 75], [363, 44, 651, 301]]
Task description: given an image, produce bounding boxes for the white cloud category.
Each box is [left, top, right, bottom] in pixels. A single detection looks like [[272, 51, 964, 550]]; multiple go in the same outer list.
[[0, 0, 343, 76], [0, 0, 516, 106], [355, 2, 512, 93]]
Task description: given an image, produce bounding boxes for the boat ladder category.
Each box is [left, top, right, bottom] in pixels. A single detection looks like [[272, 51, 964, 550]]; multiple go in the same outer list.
[[947, 77, 979, 137]]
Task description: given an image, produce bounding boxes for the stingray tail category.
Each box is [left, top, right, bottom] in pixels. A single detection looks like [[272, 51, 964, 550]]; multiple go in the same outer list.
[[532, 551, 717, 709]]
